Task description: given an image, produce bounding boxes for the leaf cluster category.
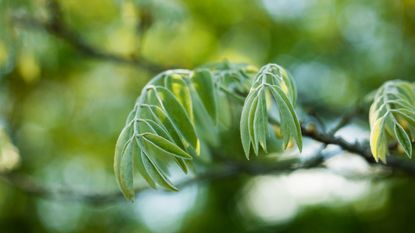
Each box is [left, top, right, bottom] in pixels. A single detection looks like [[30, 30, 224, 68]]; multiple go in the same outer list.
[[369, 80, 415, 162], [114, 63, 301, 200], [240, 64, 302, 159]]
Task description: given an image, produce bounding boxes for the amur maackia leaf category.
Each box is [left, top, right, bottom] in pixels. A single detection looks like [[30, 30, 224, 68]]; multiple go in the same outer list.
[[114, 63, 302, 200], [369, 80, 415, 162]]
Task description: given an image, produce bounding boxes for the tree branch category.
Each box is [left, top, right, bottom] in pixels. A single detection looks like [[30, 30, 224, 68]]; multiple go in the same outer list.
[[1, 120, 415, 204], [12, 2, 167, 73], [0, 158, 316, 205], [301, 123, 415, 175]]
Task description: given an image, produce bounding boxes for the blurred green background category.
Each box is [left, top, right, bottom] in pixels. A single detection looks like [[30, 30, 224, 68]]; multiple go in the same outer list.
[[1, 0, 415, 232]]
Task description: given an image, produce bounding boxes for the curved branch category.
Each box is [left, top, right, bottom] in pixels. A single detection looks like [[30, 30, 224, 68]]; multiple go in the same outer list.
[[12, 0, 168, 73]]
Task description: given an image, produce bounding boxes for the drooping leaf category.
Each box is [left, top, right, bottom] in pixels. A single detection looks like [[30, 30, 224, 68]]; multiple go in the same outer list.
[[164, 74, 194, 122], [240, 92, 257, 158], [394, 123, 412, 158], [255, 90, 268, 152], [240, 64, 301, 159], [248, 93, 260, 155], [141, 151, 178, 191], [370, 117, 388, 162], [114, 125, 135, 200], [135, 140, 157, 189], [191, 69, 218, 121], [141, 133, 193, 160], [150, 86, 200, 154], [268, 85, 302, 151]]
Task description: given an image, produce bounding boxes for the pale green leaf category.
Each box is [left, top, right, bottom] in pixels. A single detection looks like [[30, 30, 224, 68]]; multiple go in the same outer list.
[[114, 125, 135, 200], [141, 133, 193, 160], [191, 69, 218, 121], [151, 87, 200, 154], [240, 92, 257, 159], [255, 90, 267, 152], [269, 85, 302, 151], [141, 152, 178, 191], [369, 80, 415, 162], [394, 123, 412, 158], [164, 74, 193, 122], [248, 93, 259, 155], [370, 117, 387, 162]]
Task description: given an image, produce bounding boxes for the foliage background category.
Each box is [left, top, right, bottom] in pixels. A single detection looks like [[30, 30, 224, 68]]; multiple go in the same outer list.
[[1, 0, 415, 232]]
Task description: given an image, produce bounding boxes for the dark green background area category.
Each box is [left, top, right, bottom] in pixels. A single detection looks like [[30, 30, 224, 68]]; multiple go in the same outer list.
[[1, 0, 415, 232]]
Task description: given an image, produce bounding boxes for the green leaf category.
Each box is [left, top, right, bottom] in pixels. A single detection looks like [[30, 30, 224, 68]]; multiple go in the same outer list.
[[248, 93, 260, 155], [191, 69, 218, 121], [281, 70, 297, 104], [369, 80, 415, 162], [115, 63, 303, 198], [255, 90, 267, 152], [137, 119, 174, 142], [370, 117, 387, 162], [268, 85, 302, 151], [164, 74, 193, 122], [394, 123, 412, 158], [135, 139, 157, 189], [114, 125, 135, 200], [125, 109, 136, 125], [140, 104, 186, 150], [240, 92, 257, 159], [174, 157, 189, 174], [239, 63, 301, 159], [141, 133, 193, 160], [141, 151, 178, 191], [151, 87, 200, 154]]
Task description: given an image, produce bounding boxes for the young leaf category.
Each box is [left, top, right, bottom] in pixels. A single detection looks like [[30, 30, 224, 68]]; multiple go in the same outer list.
[[136, 140, 157, 189], [141, 133, 193, 160], [240, 92, 257, 158], [114, 126, 135, 200], [370, 117, 388, 162], [369, 80, 415, 162], [164, 74, 194, 122], [191, 69, 218, 121], [151, 87, 200, 154], [248, 94, 260, 155], [141, 152, 178, 191], [268, 85, 302, 151], [239, 63, 301, 159], [255, 90, 268, 152], [394, 123, 412, 158], [115, 63, 303, 199]]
